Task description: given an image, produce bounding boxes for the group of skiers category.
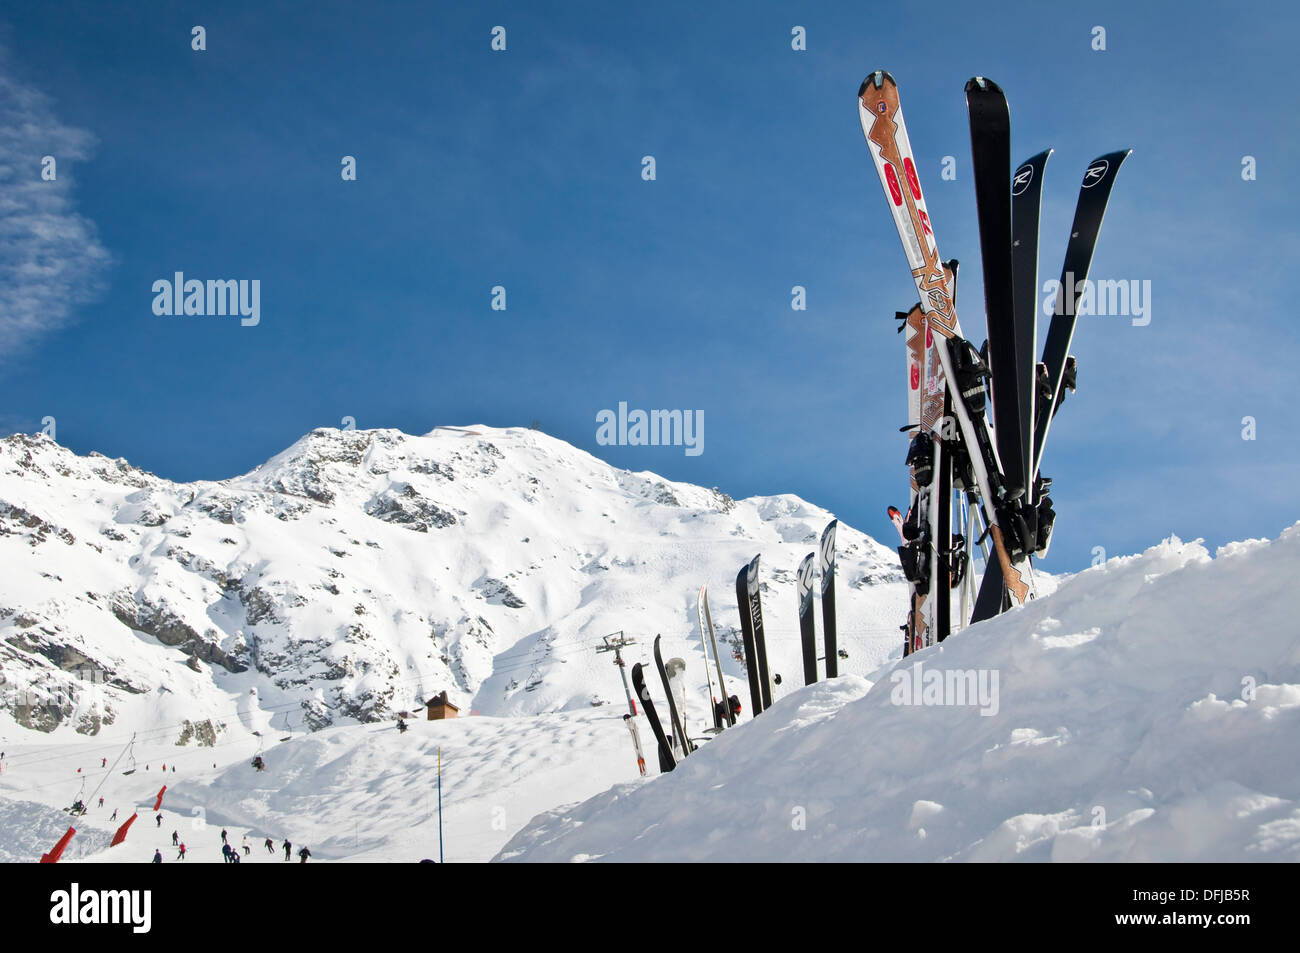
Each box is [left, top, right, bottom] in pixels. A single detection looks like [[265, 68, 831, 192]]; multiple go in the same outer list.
[[151, 829, 312, 862]]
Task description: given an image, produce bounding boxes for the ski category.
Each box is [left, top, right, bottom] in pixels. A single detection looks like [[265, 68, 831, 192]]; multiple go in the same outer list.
[[736, 555, 776, 711], [745, 555, 775, 708], [698, 585, 735, 727], [859, 70, 1031, 646], [965, 144, 1050, 626], [623, 714, 647, 777], [819, 519, 839, 677], [973, 150, 1131, 618], [1032, 150, 1133, 481], [630, 662, 675, 773], [1011, 148, 1052, 498], [966, 77, 1026, 500], [666, 654, 695, 748], [654, 635, 693, 757], [696, 586, 719, 728], [797, 552, 818, 685], [735, 560, 765, 715]]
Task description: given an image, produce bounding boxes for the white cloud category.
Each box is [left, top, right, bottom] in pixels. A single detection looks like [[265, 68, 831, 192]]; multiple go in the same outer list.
[[0, 62, 110, 359]]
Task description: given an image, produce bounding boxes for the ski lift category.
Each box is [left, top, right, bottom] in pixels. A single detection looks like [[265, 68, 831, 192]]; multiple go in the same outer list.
[[279, 715, 293, 743], [249, 731, 268, 771], [68, 776, 87, 814], [121, 739, 137, 776]]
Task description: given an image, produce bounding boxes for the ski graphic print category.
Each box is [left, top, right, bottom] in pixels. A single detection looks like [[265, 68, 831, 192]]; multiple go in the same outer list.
[[858, 70, 1030, 627], [819, 519, 838, 678]]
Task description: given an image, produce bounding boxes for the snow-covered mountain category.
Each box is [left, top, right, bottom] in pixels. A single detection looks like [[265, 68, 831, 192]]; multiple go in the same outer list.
[[0, 425, 906, 747]]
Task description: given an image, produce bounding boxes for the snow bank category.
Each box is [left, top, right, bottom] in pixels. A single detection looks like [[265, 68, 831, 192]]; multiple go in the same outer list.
[[497, 528, 1300, 862]]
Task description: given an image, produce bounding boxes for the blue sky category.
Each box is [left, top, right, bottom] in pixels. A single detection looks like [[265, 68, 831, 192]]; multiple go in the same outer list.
[[0, 0, 1296, 570]]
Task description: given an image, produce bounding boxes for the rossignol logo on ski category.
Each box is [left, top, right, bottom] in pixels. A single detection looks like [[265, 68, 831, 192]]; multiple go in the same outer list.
[[910, 364, 920, 389], [1012, 164, 1034, 195], [1083, 159, 1108, 186]]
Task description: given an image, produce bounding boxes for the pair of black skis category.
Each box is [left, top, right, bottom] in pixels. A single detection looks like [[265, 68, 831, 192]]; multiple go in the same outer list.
[[963, 76, 1131, 623], [630, 635, 696, 773], [796, 519, 840, 687]]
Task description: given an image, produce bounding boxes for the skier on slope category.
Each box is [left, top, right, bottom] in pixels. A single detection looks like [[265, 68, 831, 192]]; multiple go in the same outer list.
[[283, 839, 292, 861], [172, 830, 179, 846], [264, 837, 274, 854], [298, 846, 311, 863], [152, 850, 162, 864], [156, 813, 163, 828], [242, 835, 250, 856], [221, 828, 228, 845], [176, 843, 187, 861]]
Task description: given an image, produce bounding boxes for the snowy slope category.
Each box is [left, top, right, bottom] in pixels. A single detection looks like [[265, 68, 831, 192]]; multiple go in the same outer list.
[[0, 425, 906, 747], [497, 527, 1300, 862], [0, 708, 639, 864]]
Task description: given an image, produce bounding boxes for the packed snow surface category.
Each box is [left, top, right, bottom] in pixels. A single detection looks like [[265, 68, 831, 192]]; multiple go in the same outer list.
[[498, 529, 1300, 862]]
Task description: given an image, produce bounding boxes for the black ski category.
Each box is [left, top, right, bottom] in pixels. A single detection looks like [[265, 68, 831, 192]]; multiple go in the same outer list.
[[746, 556, 774, 708], [1032, 150, 1133, 479], [797, 552, 817, 685], [1011, 149, 1052, 497], [819, 519, 838, 677], [974, 150, 1131, 621], [735, 560, 764, 715], [654, 635, 693, 757], [630, 662, 675, 773], [966, 76, 1025, 500]]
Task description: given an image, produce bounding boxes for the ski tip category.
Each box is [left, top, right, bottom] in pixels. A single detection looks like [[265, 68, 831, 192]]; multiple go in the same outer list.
[[1091, 149, 1133, 167], [1016, 148, 1053, 170], [965, 75, 1005, 95], [858, 70, 895, 96], [888, 506, 902, 519]]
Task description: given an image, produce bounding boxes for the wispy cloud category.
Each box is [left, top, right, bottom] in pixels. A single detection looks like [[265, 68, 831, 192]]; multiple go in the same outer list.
[[0, 53, 110, 359]]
